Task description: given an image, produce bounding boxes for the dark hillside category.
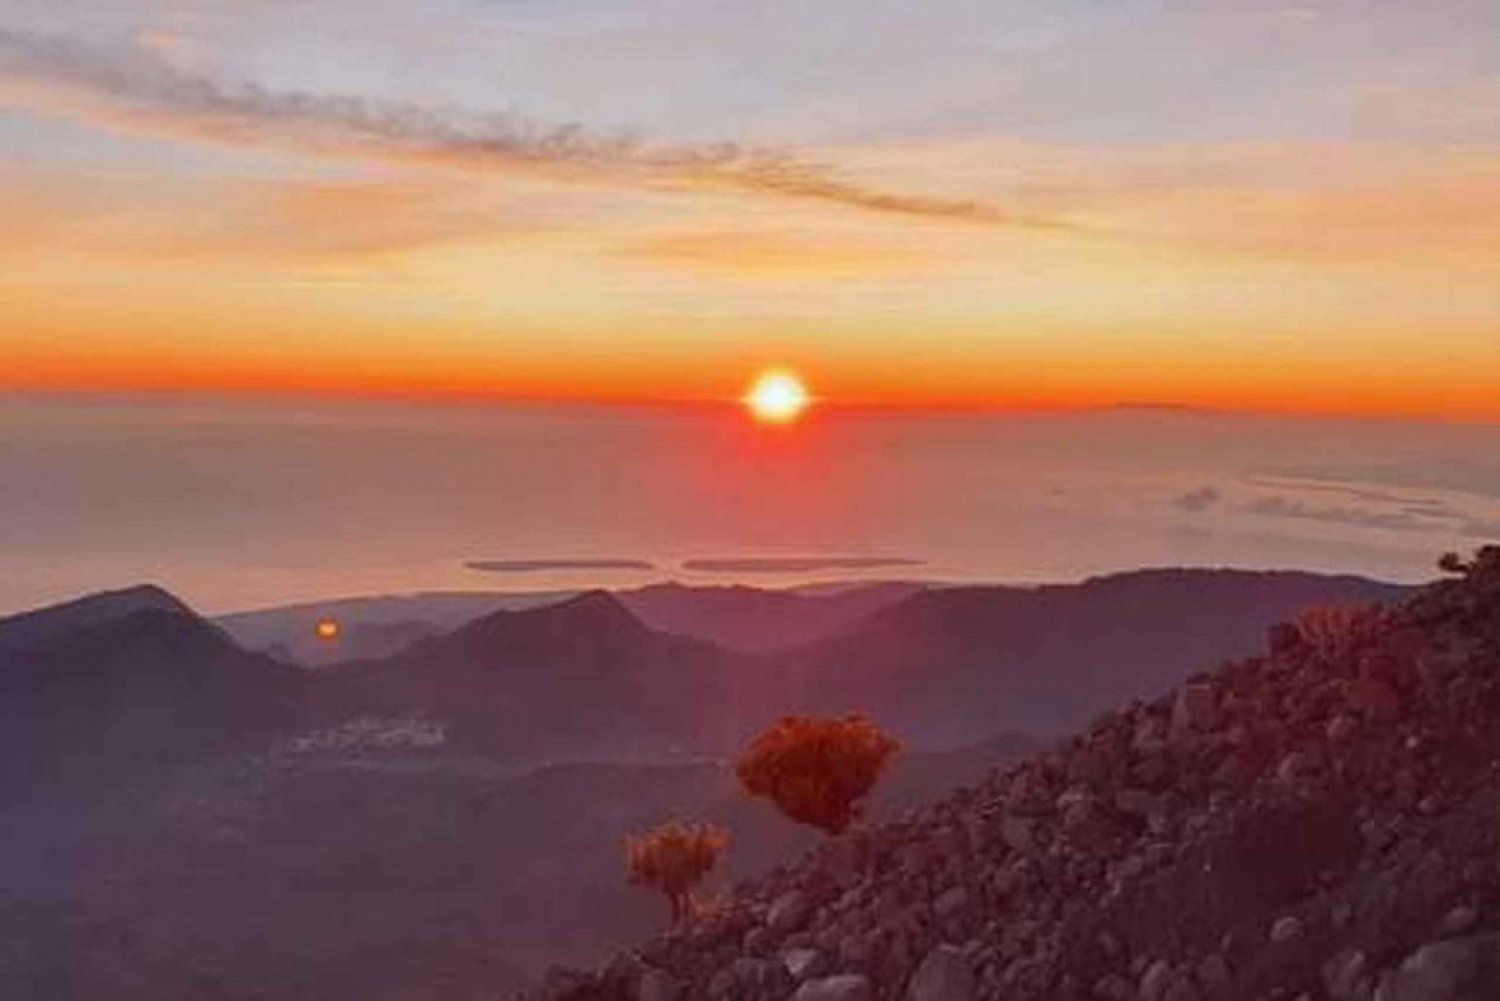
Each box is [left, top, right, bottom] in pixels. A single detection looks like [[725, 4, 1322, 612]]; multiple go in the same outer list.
[[535, 550, 1500, 1001]]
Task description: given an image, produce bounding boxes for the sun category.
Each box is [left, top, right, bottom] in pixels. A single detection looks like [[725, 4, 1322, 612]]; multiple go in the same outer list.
[[744, 370, 811, 424], [314, 618, 341, 641]]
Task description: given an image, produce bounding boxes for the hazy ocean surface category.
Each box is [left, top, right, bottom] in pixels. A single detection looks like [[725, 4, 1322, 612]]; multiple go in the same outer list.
[[2, 393, 1497, 614]]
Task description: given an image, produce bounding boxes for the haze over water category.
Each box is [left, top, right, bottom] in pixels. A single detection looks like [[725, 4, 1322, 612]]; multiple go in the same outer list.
[[3, 393, 1497, 615]]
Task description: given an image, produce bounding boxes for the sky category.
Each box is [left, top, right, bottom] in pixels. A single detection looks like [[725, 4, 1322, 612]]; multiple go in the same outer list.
[[2, 1, 1500, 417]]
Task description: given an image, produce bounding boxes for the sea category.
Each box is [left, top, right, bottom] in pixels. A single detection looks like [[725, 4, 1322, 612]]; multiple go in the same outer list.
[[2, 392, 1497, 615]]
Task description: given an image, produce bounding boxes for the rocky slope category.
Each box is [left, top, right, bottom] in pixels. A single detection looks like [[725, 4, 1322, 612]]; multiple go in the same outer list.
[[535, 548, 1500, 1001]]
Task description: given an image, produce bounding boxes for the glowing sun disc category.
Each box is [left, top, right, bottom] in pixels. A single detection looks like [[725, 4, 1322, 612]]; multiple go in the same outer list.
[[744, 371, 811, 424]]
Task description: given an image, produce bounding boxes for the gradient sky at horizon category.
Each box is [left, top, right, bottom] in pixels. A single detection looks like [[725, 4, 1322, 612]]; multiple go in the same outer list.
[[2, 1, 1500, 417]]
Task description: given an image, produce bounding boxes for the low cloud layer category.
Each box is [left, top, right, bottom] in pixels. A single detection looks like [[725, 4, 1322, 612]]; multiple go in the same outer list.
[[1173, 486, 1222, 512], [0, 29, 1029, 225], [1245, 493, 1500, 538], [1246, 495, 1429, 532]]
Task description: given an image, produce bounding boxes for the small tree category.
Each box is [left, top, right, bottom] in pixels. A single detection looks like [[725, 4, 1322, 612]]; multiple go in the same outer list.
[[625, 821, 726, 924], [735, 714, 900, 834]]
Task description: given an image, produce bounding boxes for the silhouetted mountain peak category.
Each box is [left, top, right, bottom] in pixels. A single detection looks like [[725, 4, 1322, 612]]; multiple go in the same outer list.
[[437, 588, 654, 654], [0, 582, 201, 656]]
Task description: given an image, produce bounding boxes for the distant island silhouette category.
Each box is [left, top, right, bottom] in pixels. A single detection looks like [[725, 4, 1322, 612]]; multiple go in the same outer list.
[[465, 559, 658, 573]]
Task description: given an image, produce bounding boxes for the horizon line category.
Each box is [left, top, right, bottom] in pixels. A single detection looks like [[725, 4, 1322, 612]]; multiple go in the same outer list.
[[4, 383, 1499, 428]]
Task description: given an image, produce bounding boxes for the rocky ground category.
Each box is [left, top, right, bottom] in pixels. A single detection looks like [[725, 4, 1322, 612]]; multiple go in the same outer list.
[[530, 548, 1500, 1001]]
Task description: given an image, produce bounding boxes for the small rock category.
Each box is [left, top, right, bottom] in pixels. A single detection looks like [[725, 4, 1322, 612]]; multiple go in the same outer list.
[[1322, 949, 1368, 1001], [1276, 753, 1320, 786], [1173, 683, 1220, 734], [1436, 906, 1479, 938], [743, 926, 770, 956], [637, 968, 681, 1001], [1198, 954, 1233, 999], [907, 945, 977, 1001], [1269, 916, 1305, 944], [934, 886, 969, 920], [1141, 959, 1174, 1001], [999, 814, 1038, 852], [707, 967, 736, 999], [1116, 788, 1158, 816], [1165, 974, 1204, 1001], [1327, 715, 1359, 742], [792, 974, 873, 1001], [768, 891, 812, 936], [783, 949, 825, 982]]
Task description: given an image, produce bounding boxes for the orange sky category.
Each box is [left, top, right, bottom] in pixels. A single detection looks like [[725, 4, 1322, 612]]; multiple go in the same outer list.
[[3, 10, 1500, 422]]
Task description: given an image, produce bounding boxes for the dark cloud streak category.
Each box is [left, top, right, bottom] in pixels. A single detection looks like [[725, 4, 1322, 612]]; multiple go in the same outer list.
[[0, 28, 1036, 225]]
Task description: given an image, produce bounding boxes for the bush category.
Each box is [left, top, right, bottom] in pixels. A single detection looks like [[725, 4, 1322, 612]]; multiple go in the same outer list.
[[625, 821, 726, 924], [1292, 603, 1378, 664], [735, 714, 900, 834]]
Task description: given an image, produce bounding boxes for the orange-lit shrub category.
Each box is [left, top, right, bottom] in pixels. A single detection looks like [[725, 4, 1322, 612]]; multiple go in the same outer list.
[[1293, 603, 1377, 664], [735, 714, 900, 834], [625, 821, 727, 924]]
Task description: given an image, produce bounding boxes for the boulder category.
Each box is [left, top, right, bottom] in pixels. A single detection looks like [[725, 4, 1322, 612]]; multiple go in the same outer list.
[[1375, 934, 1500, 1001]]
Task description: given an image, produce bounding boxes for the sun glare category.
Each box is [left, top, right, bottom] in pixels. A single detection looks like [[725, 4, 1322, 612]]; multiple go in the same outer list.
[[744, 370, 811, 424], [315, 619, 341, 640]]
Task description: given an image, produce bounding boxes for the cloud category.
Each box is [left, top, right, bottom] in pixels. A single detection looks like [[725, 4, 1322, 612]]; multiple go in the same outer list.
[[1245, 495, 1427, 532], [1243, 476, 1451, 508], [681, 557, 925, 573], [0, 168, 529, 264], [0, 28, 1035, 226], [464, 559, 657, 573], [1173, 486, 1221, 512], [1242, 475, 1500, 539]]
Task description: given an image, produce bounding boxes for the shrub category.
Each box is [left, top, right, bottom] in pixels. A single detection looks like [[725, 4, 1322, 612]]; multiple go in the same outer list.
[[735, 714, 900, 834], [624, 821, 726, 924], [1293, 603, 1377, 664]]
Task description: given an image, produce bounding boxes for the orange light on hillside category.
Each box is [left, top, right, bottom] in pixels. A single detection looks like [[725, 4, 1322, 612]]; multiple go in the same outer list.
[[744, 370, 811, 424], [314, 619, 341, 641]]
